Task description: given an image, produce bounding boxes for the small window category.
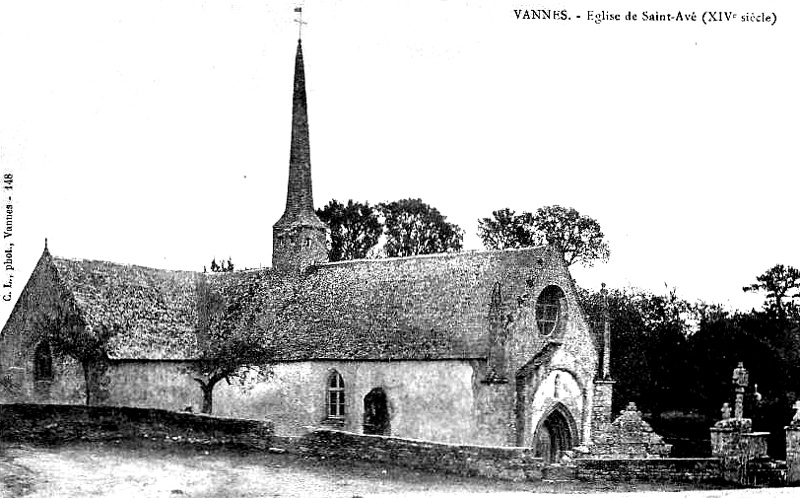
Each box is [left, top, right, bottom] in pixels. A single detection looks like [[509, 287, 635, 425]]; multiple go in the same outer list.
[[535, 285, 565, 335], [327, 371, 345, 418], [34, 341, 53, 381]]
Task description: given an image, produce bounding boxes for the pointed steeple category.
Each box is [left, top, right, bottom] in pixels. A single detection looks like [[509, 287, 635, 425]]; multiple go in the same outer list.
[[272, 39, 328, 271]]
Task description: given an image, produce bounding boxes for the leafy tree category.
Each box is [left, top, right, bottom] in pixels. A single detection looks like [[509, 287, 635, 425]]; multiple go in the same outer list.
[[478, 205, 609, 267], [476, 208, 537, 250], [379, 198, 463, 258], [635, 288, 698, 414], [316, 199, 382, 261], [743, 264, 800, 319], [191, 275, 277, 414]]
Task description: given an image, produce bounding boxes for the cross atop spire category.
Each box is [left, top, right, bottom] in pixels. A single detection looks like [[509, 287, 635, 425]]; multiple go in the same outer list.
[[294, 5, 306, 39]]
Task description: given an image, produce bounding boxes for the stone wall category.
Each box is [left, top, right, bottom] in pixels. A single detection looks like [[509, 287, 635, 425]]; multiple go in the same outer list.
[[0, 252, 85, 405], [0, 403, 273, 450], [295, 428, 544, 481], [289, 429, 725, 484], [710, 425, 772, 484], [575, 458, 722, 483], [503, 250, 598, 434]]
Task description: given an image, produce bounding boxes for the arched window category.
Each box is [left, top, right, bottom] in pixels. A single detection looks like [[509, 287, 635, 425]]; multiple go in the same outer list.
[[34, 341, 53, 381], [327, 371, 345, 418], [535, 285, 565, 335]]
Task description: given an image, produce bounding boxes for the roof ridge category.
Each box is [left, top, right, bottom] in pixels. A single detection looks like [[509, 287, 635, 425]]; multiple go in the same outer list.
[[51, 255, 201, 275], [318, 245, 550, 268]]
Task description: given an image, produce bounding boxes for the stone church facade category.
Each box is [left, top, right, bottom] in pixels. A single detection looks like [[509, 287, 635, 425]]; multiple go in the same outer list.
[[0, 39, 611, 461]]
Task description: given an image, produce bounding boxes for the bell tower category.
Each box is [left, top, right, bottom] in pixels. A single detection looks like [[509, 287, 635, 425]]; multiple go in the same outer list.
[[272, 38, 328, 271]]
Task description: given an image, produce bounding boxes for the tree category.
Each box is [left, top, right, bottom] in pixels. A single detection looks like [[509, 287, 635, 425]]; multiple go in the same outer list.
[[191, 275, 277, 414], [316, 199, 382, 262], [379, 198, 463, 258], [32, 311, 120, 405], [579, 286, 651, 413], [579, 286, 699, 415], [476, 208, 536, 250], [743, 264, 800, 319], [478, 205, 609, 267]]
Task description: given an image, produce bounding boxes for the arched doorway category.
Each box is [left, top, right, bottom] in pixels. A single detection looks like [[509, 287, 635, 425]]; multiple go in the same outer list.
[[363, 387, 390, 435], [533, 404, 575, 463]]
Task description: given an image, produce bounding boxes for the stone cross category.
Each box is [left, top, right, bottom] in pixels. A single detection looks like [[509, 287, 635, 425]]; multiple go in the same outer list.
[[732, 361, 748, 419], [793, 400, 800, 425], [721, 402, 731, 420]]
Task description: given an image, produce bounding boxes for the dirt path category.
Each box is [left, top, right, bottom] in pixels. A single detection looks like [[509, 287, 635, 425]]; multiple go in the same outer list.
[[1, 442, 531, 497], [0, 441, 781, 498]]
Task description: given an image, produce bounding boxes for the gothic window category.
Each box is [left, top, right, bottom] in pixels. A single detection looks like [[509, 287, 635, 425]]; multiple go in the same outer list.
[[535, 285, 565, 335], [34, 341, 53, 381], [327, 371, 345, 418]]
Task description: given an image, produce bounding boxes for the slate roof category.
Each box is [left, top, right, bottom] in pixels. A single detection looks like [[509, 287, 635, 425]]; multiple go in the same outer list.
[[51, 256, 201, 360], [44, 247, 550, 361]]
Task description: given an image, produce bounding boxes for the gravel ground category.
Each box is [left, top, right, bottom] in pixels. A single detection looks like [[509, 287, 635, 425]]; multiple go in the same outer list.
[[0, 441, 787, 498]]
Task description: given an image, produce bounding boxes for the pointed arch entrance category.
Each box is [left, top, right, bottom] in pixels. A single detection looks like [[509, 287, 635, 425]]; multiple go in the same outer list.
[[533, 403, 577, 463], [363, 387, 390, 435]]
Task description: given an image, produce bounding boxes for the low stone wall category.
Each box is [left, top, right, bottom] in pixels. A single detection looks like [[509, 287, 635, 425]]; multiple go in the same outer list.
[[295, 429, 544, 481], [575, 458, 722, 483], [0, 403, 273, 450]]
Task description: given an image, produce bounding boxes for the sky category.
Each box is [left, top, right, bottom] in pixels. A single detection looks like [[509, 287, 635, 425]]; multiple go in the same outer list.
[[0, 0, 797, 329]]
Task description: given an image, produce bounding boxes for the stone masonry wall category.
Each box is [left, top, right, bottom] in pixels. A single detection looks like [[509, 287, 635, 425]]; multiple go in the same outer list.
[[0, 251, 86, 404], [0, 403, 273, 450], [297, 429, 544, 481], [503, 247, 599, 445], [575, 458, 722, 483], [710, 426, 772, 485]]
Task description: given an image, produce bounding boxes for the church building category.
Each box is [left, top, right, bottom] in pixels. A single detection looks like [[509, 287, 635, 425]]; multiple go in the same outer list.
[[0, 39, 612, 462]]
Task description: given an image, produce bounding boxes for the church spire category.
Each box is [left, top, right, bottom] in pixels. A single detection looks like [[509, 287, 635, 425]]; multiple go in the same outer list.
[[279, 39, 320, 226], [272, 38, 328, 271]]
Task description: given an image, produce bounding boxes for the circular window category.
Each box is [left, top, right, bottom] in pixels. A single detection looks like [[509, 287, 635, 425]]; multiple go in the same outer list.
[[535, 285, 565, 335]]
